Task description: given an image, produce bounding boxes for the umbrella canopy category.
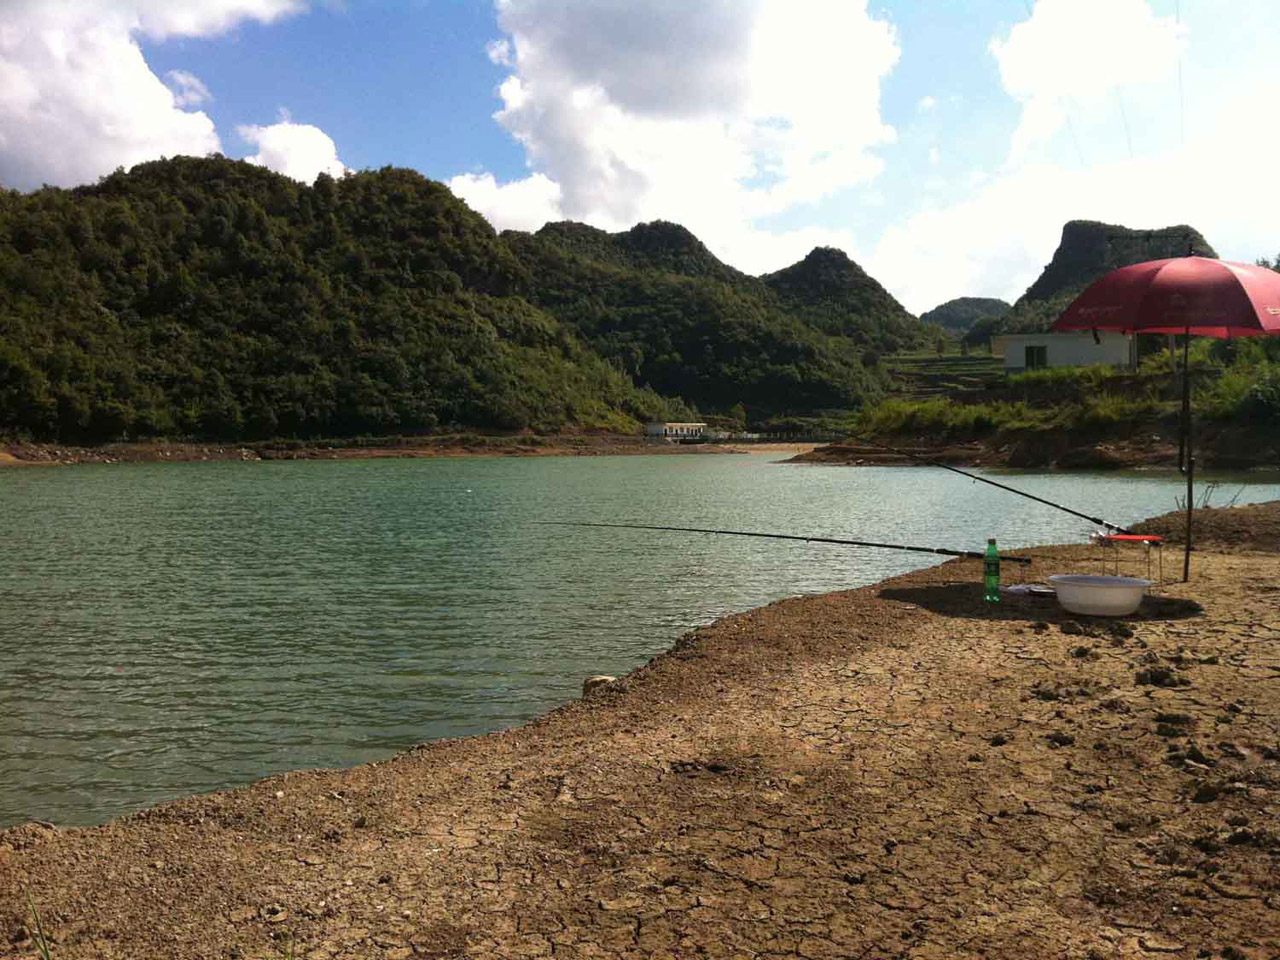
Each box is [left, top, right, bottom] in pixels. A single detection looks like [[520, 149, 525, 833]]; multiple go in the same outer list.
[[1051, 256, 1280, 338], [1049, 255, 1280, 582]]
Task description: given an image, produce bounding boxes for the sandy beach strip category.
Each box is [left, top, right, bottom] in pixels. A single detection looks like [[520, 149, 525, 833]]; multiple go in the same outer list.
[[0, 436, 769, 466], [2, 504, 1278, 959]]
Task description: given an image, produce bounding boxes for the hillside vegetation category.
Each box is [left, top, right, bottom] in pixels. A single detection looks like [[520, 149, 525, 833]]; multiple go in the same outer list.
[[781, 219, 1278, 457], [918, 296, 1009, 333], [0, 157, 935, 443], [502, 227, 921, 415]]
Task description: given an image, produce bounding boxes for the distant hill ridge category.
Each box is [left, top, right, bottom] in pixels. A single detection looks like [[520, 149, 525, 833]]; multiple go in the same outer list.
[[965, 220, 1219, 343], [534, 219, 753, 286], [1017, 220, 1217, 307], [761, 246, 922, 348], [919, 297, 1010, 332], [0, 156, 936, 443]]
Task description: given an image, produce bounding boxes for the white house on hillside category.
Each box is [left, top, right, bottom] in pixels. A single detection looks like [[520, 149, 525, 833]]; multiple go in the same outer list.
[[645, 421, 707, 439], [992, 331, 1135, 373]]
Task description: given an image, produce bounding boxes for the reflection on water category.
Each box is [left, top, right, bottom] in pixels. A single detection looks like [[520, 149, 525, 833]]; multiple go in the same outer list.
[[2, 454, 1277, 827]]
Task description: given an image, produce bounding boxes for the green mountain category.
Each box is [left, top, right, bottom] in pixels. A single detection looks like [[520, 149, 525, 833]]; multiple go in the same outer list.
[[533, 219, 751, 286], [966, 220, 1218, 344], [0, 156, 929, 443], [0, 157, 688, 441], [503, 228, 890, 414], [761, 247, 924, 354], [1018, 220, 1216, 307], [919, 297, 1010, 333]]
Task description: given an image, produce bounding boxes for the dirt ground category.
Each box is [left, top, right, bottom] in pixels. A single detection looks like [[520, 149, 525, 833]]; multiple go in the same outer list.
[[1132, 500, 1280, 553], [2, 504, 1278, 959]]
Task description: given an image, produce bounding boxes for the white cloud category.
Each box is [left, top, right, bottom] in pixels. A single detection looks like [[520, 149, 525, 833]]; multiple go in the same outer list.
[[485, 39, 512, 67], [239, 118, 346, 183], [870, 80, 1280, 314], [165, 69, 212, 107], [127, 0, 304, 41], [449, 171, 562, 232], [990, 0, 1182, 164], [861, 0, 1280, 314], [457, 0, 900, 274], [917, 95, 937, 112], [0, 1, 305, 191], [928, 146, 940, 166]]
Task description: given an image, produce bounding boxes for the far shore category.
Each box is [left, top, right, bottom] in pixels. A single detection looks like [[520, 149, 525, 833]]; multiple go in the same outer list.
[[0, 437, 823, 467], [789, 433, 1280, 471], [7, 432, 1277, 472], [1, 501, 1277, 958]]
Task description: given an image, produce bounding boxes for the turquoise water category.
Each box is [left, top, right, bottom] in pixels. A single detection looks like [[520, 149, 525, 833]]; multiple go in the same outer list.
[[2, 454, 1277, 827]]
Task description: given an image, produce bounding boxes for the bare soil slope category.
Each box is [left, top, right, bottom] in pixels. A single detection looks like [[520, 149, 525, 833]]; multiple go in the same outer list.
[[3, 506, 1279, 959], [1132, 499, 1280, 552]]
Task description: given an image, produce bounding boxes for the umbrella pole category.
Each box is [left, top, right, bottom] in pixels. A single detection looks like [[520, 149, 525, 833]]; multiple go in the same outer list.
[[1181, 329, 1193, 582]]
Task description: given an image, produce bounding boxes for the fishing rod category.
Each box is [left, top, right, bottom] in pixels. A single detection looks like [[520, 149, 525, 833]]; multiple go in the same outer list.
[[842, 435, 1133, 534], [536, 520, 1034, 564]]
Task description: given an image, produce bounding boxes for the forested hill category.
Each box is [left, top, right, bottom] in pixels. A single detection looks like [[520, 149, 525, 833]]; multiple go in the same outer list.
[[0, 156, 927, 443], [1017, 220, 1216, 307], [966, 220, 1218, 344], [762, 247, 924, 353], [0, 158, 688, 441], [504, 223, 935, 414], [919, 297, 1010, 332], [531, 220, 751, 286]]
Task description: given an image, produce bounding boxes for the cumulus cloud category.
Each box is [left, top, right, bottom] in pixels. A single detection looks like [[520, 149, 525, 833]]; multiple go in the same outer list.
[[870, 71, 1280, 314], [990, 0, 1182, 163], [0, 0, 303, 190], [166, 69, 212, 107], [917, 95, 937, 112], [450, 172, 562, 232], [863, 0, 1280, 314], [239, 118, 347, 183], [457, 0, 900, 271]]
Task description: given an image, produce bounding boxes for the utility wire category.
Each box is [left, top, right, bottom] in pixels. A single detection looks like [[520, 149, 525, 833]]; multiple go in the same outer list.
[[1065, 115, 1086, 168], [1116, 89, 1134, 159], [1018, 0, 1085, 167], [1176, 0, 1186, 147]]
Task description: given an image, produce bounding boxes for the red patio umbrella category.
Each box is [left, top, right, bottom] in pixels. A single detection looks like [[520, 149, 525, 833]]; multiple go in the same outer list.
[[1051, 256, 1280, 580]]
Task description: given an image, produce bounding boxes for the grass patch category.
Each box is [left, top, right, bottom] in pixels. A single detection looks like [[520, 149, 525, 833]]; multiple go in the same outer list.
[[27, 893, 52, 960]]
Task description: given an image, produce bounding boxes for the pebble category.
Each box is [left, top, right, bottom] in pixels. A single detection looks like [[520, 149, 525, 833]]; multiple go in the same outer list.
[[582, 675, 616, 697]]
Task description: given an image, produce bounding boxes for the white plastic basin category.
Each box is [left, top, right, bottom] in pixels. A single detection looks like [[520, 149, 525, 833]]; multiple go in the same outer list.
[[1048, 574, 1153, 617]]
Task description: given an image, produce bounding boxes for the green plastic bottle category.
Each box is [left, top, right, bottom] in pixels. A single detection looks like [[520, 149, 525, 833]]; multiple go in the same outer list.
[[983, 538, 1001, 602]]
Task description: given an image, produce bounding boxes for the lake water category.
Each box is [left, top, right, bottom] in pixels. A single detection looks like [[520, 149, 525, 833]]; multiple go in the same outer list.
[[3, 453, 1278, 828]]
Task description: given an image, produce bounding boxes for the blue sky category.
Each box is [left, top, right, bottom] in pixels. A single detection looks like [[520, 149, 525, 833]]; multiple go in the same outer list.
[[2, 1, 1277, 312]]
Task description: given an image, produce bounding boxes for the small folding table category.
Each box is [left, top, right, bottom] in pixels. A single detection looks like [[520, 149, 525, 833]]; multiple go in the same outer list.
[[1095, 533, 1164, 583]]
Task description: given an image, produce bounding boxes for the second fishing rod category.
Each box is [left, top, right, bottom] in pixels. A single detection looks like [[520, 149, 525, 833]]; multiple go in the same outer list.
[[839, 435, 1133, 534]]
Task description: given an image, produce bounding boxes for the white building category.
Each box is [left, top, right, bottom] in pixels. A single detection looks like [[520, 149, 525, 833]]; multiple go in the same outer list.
[[645, 421, 707, 439], [992, 331, 1135, 373]]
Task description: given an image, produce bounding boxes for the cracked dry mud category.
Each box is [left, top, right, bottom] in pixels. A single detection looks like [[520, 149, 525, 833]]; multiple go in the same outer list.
[[3, 503, 1278, 959]]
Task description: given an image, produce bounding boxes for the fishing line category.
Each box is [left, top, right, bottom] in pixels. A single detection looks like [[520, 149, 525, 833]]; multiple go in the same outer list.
[[536, 521, 1036, 565], [840, 435, 1134, 533], [1018, 0, 1090, 167], [1116, 88, 1134, 159], [1176, 0, 1186, 147]]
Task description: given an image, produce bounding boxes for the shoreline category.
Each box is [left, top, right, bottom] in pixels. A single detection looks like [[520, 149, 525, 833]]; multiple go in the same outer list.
[[2, 503, 1278, 957], [788, 436, 1280, 471], [0, 437, 820, 467]]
